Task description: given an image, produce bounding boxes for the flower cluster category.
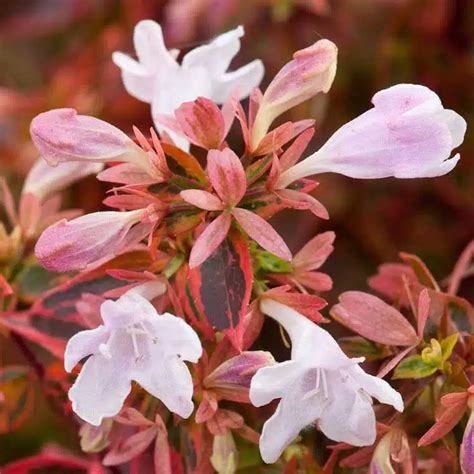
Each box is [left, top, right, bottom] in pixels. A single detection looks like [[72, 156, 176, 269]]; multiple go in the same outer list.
[[2, 19, 470, 473]]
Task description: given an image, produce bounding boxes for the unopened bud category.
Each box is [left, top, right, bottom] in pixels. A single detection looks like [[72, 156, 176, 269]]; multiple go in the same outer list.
[[251, 39, 337, 149]]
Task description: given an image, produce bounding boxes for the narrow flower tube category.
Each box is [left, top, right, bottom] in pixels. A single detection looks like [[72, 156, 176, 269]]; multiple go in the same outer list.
[[30, 108, 152, 172], [35, 209, 147, 272], [251, 39, 337, 149], [22, 159, 103, 202], [277, 84, 467, 188]]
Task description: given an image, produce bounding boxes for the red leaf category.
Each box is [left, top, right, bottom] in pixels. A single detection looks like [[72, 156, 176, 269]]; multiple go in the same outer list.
[[277, 188, 329, 219], [265, 286, 327, 323], [295, 271, 333, 292], [252, 122, 294, 155], [207, 148, 246, 206], [175, 97, 225, 149], [279, 127, 315, 170], [232, 208, 291, 261], [180, 190, 223, 211], [103, 426, 158, 466], [162, 143, 207, 183], [418, 393, 468, 446], [399, 252, 440, 291], [195, 391, 218, 424], [189, 214, 231, 268], [292, 231, 335, 271], [331, 291, 419, 346], [417, 288, 431, 338], [188, 233, 252, 340], [153, 415, 172, 474]]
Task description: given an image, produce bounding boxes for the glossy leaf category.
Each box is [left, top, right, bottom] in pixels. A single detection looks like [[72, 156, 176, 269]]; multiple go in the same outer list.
[[392, 355, 438, 379]]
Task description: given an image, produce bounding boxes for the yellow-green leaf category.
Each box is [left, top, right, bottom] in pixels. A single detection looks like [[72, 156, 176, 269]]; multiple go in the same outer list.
[[392, 355, 438, 380]]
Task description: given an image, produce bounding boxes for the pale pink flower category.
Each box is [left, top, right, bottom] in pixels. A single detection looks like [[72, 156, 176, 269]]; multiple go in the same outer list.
[[65, 290, 202, 425], [278, 84, 467, 187], [250, 299, 403, 464], [112, 20, 264, 148], [30, 108, 151, 172], [35, 209, 150, 272]]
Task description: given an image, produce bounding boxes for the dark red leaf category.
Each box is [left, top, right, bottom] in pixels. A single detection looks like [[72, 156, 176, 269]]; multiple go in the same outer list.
[[188, 233, 253, 343]]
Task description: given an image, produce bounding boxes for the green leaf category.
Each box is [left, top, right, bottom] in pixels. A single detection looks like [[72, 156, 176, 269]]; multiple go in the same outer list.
[[441, 333, 459, 362], [339, 336, 392, 361], [255, 250, 292, 273], [392, 355, 438, 380]]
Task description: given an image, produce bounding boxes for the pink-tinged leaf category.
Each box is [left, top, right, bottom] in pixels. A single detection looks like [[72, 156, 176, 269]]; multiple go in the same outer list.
[[331, 291, 419, 346], [277, 188, 329, 219], [377, 345, 416, 378], [189, 214, 231, 268], [188, 233, 253, 341], [293, 231, 335, 271], [221, 91, 238, 138], [103, 194, 152, 210], [232, 207, 291, 261], [114, 408, 155, 427], [103, 426, 158, 466], [280, 127, 315, 170], [265, 286, 327, 323], [400, 252, 440, 291], [294, 271, 333, 292], [448, 240, 474, 296], [153, 415, 172, 474], [417, 289, 431, 339], [248, 87, 263, 130], [195, 391, 219, 424], [162, 143, 207, 183], [176, 98, 226, 149], [206, 410, 244, 436], [368, 263, 419, 307], [97, 163, 157, 185], [204, 351, 275, 403], [418, 393, 468, 446], [180, 190, 223, 211], [207, 149, 247, 206], [233, 99, 250, 150], [0, 274, 13, 296], [252, 122, 294, 156], [266, 153, 282, 191]]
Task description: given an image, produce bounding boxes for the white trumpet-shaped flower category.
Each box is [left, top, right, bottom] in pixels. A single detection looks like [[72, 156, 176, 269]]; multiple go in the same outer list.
[[250, 299, 403, 464], [65, 290, 202, 426], [113, 20, 264, 148], [277, 84, 466, 188]]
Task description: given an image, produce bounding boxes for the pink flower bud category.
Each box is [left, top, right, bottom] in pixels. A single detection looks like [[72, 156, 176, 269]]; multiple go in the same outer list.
[[278, 84, 467, 187], [251, 39, 337, 148], [30, 109, 151, 172], [461, 398, 474, 474], [35, 209, 147, 272], [204, 351, 275, 403]]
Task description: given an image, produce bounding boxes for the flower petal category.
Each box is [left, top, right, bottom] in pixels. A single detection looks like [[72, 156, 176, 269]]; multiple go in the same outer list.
[[232, 208, 291, 261], [147, 312, 202, 362], [257, 370, 328, 463], [182, 26, 244, 76], [68, 332, 134, 426], [249, 360, 304, 407], [189, 213, 231, 268], [133, 354, 195, 419], [211, 60, 265, 103], [64, 326, 109, 372], [349, 365, 404, 412], [318, 371, 377, 446]]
